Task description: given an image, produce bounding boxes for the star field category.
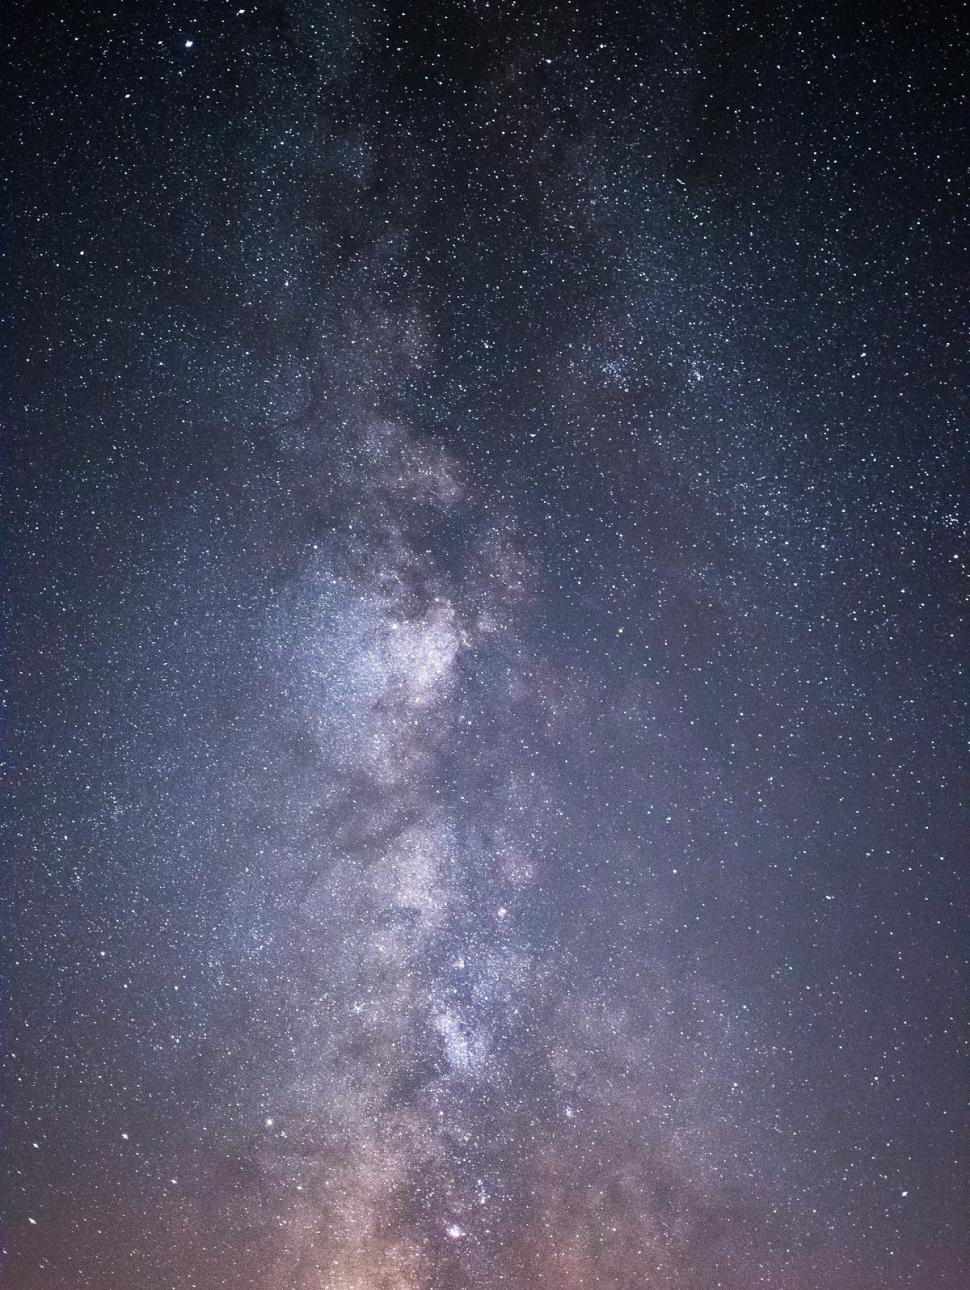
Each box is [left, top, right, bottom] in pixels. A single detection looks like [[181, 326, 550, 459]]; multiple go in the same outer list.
[[6, 3, 969, 1288]]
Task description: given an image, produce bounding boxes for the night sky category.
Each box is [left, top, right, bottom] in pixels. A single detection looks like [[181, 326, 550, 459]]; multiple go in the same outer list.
[[7, 3, 969, 1288]]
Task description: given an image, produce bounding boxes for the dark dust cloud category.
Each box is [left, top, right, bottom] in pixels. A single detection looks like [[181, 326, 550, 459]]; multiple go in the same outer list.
[[7, 3, 968, 1288]]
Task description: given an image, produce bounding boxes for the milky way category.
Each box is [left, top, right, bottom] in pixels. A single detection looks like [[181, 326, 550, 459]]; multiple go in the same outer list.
[[228, 420, 770, 1287], [7, 4, 968, 1289]]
